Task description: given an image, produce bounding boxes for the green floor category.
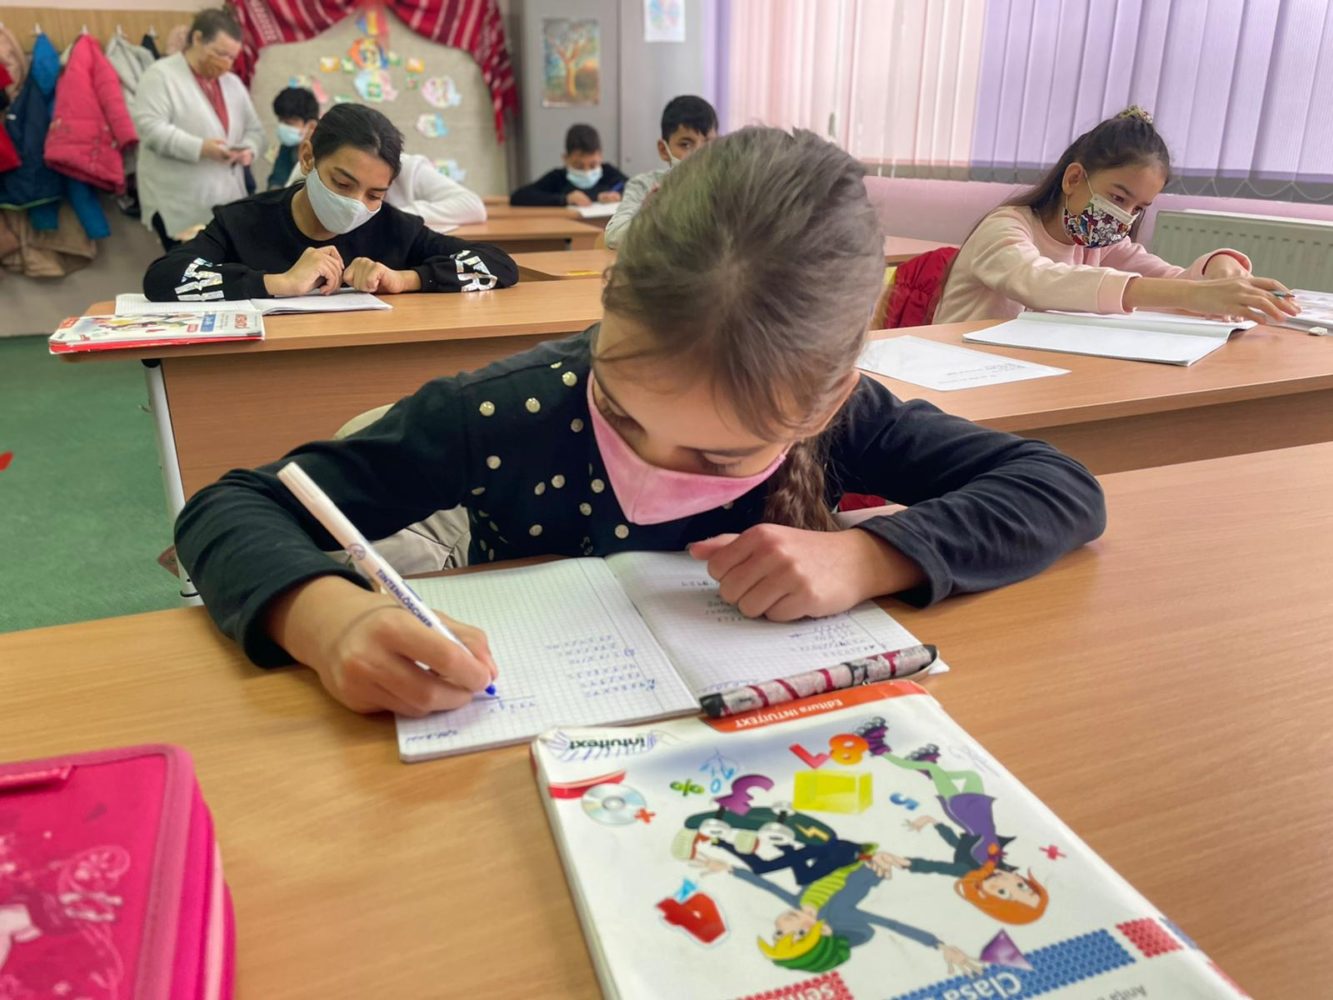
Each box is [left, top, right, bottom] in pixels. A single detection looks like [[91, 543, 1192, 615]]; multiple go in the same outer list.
[[0, 335, 179, 633]]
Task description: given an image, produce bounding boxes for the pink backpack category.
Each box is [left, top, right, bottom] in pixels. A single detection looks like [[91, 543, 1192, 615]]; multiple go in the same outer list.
[[0, 745, 234, 999]]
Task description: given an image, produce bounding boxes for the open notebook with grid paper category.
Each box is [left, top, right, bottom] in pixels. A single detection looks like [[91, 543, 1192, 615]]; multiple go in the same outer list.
[[396, 551, 942, 762]]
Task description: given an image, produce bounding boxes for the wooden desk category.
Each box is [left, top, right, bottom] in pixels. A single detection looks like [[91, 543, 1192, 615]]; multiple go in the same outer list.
[[514, 249, 616, 281], [66, 281, 604, 508], [2, 444, 1329, 997], [483, 202, 582, 219], [451, 216, 602, 252], [884, 236, 955, 265], [867, 322, 1333, 473]]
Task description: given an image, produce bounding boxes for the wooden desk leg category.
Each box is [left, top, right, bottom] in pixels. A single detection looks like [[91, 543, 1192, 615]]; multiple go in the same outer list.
[[142, 360, 202, 604]]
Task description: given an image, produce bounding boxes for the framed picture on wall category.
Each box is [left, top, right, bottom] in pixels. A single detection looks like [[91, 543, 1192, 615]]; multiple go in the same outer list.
[[542, 18, 600, 107], [644, 0, 686, 43]]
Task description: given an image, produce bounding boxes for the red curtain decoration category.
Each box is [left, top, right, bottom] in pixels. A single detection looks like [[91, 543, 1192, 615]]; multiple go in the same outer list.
[[229, 0, 518, 141]]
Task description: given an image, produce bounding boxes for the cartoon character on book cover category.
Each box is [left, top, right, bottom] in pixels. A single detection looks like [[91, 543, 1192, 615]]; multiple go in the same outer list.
[[539, 689, 1241, 999]]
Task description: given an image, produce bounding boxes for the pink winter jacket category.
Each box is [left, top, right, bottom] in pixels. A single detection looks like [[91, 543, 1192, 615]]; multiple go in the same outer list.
[[44, 35, 138, 193]]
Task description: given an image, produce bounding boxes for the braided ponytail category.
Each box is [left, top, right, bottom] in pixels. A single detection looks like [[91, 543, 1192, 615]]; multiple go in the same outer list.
[[762, 434, 840, 532]]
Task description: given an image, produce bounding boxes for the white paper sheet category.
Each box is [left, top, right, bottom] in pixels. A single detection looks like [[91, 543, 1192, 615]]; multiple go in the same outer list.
[[574, 202, 618, 219], [114, 291, 391, 316], [964, 310, 1251, 366], [858, 335, 1069, 390]]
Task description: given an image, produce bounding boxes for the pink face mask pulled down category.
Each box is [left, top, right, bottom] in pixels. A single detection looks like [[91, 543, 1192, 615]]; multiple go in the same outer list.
[[587, 377, 787, 525]]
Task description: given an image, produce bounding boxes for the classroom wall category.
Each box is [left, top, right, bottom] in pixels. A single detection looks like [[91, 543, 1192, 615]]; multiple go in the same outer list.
[[511, 0, 715, 183], [248, 9, 508, 196], [513, 0, 621, 181], [615, 0, 717, 177], [0, 1, 209, 54], [4, 196, 165, 337]]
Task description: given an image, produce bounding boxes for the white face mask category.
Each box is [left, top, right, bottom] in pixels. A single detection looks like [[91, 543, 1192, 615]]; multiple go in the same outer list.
[[276, 123, 304, 147], [667, 150, 683, 168], [303, 163, 378, 235]]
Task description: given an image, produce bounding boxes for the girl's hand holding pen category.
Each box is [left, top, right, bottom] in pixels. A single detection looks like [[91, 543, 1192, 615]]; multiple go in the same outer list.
[[266, 576, 498, 716]]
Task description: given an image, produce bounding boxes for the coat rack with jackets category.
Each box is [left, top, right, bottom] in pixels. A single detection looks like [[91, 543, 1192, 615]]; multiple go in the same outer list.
[[0, 14, 189, 278]]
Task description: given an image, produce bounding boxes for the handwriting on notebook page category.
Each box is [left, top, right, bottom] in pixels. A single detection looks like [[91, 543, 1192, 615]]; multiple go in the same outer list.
[[547, 633, 658, 700], [606, 550, 926, 696], [397, 560, 696, 756]]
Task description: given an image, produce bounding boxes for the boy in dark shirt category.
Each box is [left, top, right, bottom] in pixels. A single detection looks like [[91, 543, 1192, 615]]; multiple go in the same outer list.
[[510, 123, 627, 207], [268, 86, 319, 190]]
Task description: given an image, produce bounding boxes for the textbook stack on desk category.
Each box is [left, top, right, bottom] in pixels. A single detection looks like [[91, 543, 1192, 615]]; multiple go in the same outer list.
[[114, 291, 392, 316], [50, 310, 264, 354], [965, 310, 1255, 366], [531, 683, 1246, 1000], [398, 552, 942, 761]]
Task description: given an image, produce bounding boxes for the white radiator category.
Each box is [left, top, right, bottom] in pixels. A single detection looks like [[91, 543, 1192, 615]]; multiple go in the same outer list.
[[1150, 210, 1333, 292]]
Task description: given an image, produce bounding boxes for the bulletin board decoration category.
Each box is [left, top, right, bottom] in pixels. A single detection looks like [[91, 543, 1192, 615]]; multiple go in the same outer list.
[[229, 0, 518, 141]]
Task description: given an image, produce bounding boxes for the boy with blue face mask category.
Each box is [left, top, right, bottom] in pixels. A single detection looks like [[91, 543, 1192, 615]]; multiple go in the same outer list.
[[267, 86, 319, 190], [510, 123, 628, 208]]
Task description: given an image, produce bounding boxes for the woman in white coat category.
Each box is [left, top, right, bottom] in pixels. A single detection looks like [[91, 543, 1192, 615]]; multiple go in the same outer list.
[[131, 8, 264, 249]]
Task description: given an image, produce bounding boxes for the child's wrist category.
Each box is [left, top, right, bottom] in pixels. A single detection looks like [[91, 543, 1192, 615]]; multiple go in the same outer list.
[[267, 575, 376, 664], [847, 528, 924, 600]]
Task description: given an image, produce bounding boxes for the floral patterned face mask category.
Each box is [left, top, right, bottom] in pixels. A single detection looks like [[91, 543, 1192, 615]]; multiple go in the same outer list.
[[1062, 178, 1139, 247]]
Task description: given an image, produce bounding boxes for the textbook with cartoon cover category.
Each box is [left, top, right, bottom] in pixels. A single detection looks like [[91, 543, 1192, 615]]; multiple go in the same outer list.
[[49, 310, 264, 354], [530, 683, 1244, 1000]]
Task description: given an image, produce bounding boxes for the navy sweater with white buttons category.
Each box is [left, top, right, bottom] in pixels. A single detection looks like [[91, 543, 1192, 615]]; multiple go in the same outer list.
[[175, 329, 1107, 667]]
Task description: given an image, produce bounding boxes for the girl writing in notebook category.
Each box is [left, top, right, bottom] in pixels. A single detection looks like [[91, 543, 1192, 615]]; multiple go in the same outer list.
[[175, 127, 1106, 717], [934, 107, 1300, 326], [141, 103, 516, 302]]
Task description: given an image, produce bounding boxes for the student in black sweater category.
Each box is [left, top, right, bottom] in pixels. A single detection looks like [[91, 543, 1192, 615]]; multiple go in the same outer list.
[[510, 123, 628, 207], [176, 128, 1106, 718], [144, 103, 517, 301]]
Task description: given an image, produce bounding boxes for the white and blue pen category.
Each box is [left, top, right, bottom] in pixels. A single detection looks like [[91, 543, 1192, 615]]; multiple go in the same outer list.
[[277, 462, 497, 696]]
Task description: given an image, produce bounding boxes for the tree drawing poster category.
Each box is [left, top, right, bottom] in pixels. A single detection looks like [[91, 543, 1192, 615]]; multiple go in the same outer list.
[[542, 19, 600, 107]]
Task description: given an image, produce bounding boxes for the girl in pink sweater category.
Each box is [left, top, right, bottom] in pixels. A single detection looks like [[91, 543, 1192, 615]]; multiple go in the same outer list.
[[935, 107, 1300, 326]]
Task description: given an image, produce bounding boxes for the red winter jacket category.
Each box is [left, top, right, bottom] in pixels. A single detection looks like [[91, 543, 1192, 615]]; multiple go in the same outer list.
[[43, 36, 137, 193], [0, 65, 19, 173], [884, 246, 959, 328]]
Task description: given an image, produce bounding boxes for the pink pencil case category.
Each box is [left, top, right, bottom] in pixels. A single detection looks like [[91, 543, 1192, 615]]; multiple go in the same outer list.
[[0, 745, 234, 999]]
